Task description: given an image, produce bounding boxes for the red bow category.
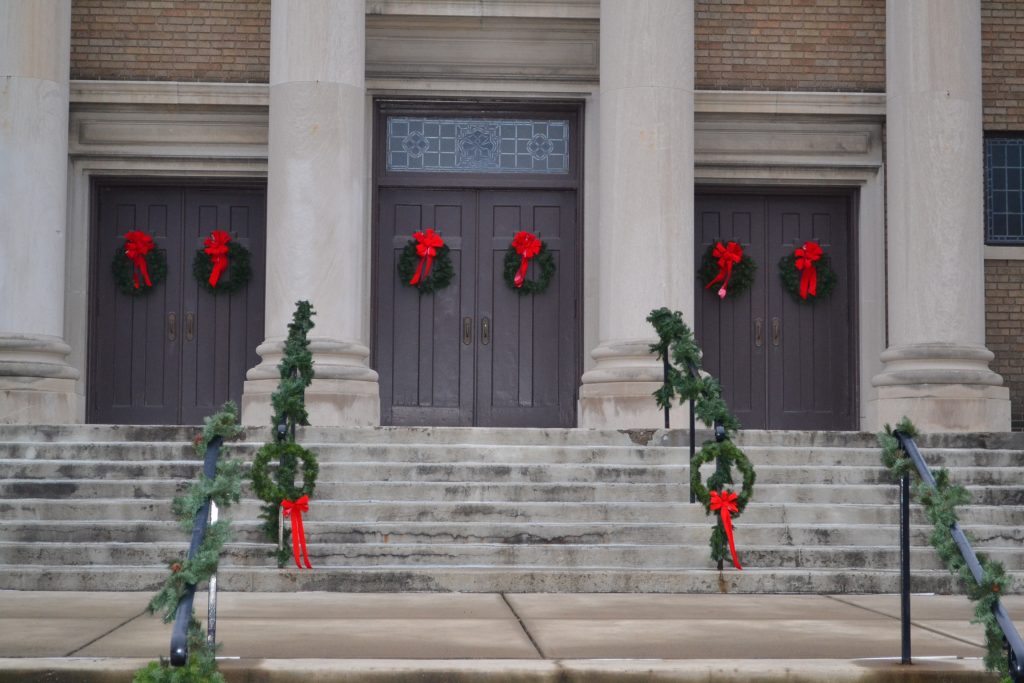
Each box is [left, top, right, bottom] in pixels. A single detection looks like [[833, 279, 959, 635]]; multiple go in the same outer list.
[[410, 229, 445, 285], [710, 489, 743, 570], [511, 231, 542, 288], [203, 230, 232, 288], [705, 241, 743, 299], [794, 241, 823, 300], [124, 230, 155, 289], [282, 495, 313, 569]]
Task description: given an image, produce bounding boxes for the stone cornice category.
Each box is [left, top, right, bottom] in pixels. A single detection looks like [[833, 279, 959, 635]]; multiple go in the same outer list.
[[696, 90, 886, 118], [367, 0, 598, 19]]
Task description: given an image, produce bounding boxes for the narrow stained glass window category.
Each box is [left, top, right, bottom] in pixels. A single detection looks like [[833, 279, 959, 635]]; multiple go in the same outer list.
[[387, 117, 570, 174], [985, 137, 1024, 244]]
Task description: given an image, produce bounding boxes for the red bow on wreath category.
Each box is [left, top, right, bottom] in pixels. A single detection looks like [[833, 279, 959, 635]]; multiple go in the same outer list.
[[511, 231, 542, 288], [410, 228, 444, 285], [124, 230, 155, 290], [794, 241, 823, 300], [705, 241, 744, 299], [282, 495, 313, 570], [203, 230, 232, 288], [710, 489, 743, 570]]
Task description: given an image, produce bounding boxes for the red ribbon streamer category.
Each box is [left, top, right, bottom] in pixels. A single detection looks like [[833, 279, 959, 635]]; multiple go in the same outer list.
[[410, 228, 445, 285], [710, 489, 743, 570], [794, 241, 823, 300], [203, 230, 232, 288], [705, 241, 743, 299], [282, 495, 313, 569], [124, 230, 155, 289], [511, 231, 542, 288]]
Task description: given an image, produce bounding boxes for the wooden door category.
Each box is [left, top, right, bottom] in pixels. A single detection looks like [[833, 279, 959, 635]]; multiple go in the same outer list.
[[375, 189, 577, 427], [694, 193, 855, 430], [89, 184, 266, 425]]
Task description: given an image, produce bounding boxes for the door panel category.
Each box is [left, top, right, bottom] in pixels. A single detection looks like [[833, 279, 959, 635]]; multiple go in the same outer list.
[[90, 184, 265, 425], [377, 189, 476, 426], [477, 191, 576, 427], [695, 193, 855, 430]]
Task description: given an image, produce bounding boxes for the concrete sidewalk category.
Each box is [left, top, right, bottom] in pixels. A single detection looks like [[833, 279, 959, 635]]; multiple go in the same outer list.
[[1, 590, 1018, 681]]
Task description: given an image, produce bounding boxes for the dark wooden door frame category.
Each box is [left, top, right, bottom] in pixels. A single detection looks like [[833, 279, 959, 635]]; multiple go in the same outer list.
[[694, 185, 860, 429], [371, 99, 585, 427], [86, 177, 267, 424]]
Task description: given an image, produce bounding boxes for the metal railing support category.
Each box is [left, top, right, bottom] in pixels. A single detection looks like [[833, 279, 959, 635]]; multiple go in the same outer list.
[[900, 470, 911, 665]]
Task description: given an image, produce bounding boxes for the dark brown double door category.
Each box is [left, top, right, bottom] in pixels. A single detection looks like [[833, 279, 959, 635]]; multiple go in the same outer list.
[[89, 184, 266, 425], [695, 193, 856, 430], [376, 189, 577, 427]]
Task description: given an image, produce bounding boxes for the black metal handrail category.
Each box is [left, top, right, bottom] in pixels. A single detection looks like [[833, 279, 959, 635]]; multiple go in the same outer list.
[[169, 435, 223, 667], [893, 430, 1024, 681], [660, 358, 722, 505]]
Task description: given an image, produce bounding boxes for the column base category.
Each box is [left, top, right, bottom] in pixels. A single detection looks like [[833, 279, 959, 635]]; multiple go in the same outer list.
[[241, 377, 379, 428], [578, 381, 671, 429], [0, 334, 81, 424], [867, 384, 1011, 433]]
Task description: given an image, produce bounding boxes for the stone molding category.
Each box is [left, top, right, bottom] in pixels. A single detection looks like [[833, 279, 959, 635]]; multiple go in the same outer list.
[[367, 0, 598, 19]]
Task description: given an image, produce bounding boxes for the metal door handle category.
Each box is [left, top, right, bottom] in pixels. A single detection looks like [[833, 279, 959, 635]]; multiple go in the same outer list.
[[167, 312, 177, 342], [772, 317, 781, 347], [185, 313, 195, 342], [754, 318, 764, 348], [462, 317, 473, 345], [481, 317, 491, 346]]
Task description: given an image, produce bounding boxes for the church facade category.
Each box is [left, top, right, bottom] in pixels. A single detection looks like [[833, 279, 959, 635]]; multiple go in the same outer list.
[[2, 0, 1022, 433]]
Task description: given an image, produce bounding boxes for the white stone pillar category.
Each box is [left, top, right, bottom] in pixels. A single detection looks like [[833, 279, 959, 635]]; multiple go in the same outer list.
[[579, 0, 694, 428], [0, 1, 79, 424], [242, 0, 379, 427], [871, 0, 1010, 432]]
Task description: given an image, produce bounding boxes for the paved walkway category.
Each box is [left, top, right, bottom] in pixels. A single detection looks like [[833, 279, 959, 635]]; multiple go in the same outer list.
[[1, 590, 1019, 681]]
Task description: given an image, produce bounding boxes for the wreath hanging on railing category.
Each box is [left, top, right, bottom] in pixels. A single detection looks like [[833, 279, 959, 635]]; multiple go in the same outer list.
[[699, 240, 757, 300], [397, 228, 454, 294], [250, 441, 319, 509], [690, 440, 757, 570], [778, 240, 837, 303], [111, 230, 167, 297], [192, 230, 252, 294], [503, 231, 556, 296]]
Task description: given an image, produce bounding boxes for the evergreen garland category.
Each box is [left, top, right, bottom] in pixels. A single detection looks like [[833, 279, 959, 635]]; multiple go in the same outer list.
[[502, 242, 556, 295], [134, 402, 244, 683], [878, 417, 1013, 682], [778, 251, 837, 304], [192, 240, 253, 295], [249, 300, 319, 567], [397, 242, 454, 294], [112, 247, 168, 297], [698, 242, 757, 300], [648, 307, 755, 567]]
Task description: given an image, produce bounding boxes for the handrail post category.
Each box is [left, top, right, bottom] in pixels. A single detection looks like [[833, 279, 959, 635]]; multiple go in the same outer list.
[[900, 470, 911, 665], [663, 354, 670, 429], [207, 500, 219, 649], [688, 396, 696, 504]]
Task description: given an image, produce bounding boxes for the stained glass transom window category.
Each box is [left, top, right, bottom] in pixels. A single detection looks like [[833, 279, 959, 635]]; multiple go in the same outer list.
[[986, 137, 1024, 244], [387, 117, 570, 174]]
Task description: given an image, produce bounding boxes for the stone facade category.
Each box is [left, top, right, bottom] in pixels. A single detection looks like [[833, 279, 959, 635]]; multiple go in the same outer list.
[[986, 260, 1024, 432]]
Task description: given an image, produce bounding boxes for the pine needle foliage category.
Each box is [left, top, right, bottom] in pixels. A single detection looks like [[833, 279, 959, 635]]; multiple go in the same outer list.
[[878, 417, 1013, 682], [271, 300, 315, 429], [134, 403, 243, 683]]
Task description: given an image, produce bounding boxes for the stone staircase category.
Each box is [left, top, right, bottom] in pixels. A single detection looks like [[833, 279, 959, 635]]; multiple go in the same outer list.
[[0, 425, 1022, 593]]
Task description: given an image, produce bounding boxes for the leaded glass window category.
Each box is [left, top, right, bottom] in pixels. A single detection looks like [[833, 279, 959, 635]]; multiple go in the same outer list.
[[986, 137, 1024, 244], [386, 117, 570, 174]]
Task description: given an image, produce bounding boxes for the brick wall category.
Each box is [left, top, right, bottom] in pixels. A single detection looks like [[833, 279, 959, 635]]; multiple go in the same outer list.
[[71, 0, 269, 83], [983, 1, 1024, 130], [694, 0, 885, 92], [985, 260, 1024, 431]]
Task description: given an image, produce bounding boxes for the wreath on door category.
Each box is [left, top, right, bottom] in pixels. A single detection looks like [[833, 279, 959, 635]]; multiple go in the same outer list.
[[503, 231, 556, 295], [111, 230, 167, 297], [192, 230, 253, 294], [778, 240, 837, 303], [397, 228, 454, 294], [699, 240, 757, 300]]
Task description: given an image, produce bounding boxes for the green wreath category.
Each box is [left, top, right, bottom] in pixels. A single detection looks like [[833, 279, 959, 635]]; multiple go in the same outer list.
[[111, 247, 168, 297], [397, 242, 454, 294], [250, 441, 319, 505], [778, 250, 837, 304], [690, 439, 757, 567], [503, 243, 556, 296], [192, 241, 252, 295], [698, 242, 757, 300]]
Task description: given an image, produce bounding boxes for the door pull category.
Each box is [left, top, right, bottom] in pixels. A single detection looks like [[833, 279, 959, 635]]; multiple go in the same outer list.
[[185, 313, 195, 342], [462, 317, 473, 345], [754, 318, 764, 348], [771, 317, 781, 347], [167, 312, 177, 342], [481, 317, 491, 346]]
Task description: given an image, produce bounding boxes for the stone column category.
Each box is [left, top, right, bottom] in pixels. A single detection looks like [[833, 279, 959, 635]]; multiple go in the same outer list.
[[0, 1, 79, 424], [579, 0, 694, 428], [241, 0, 379, 427], [871, 0, 1010, 431]]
